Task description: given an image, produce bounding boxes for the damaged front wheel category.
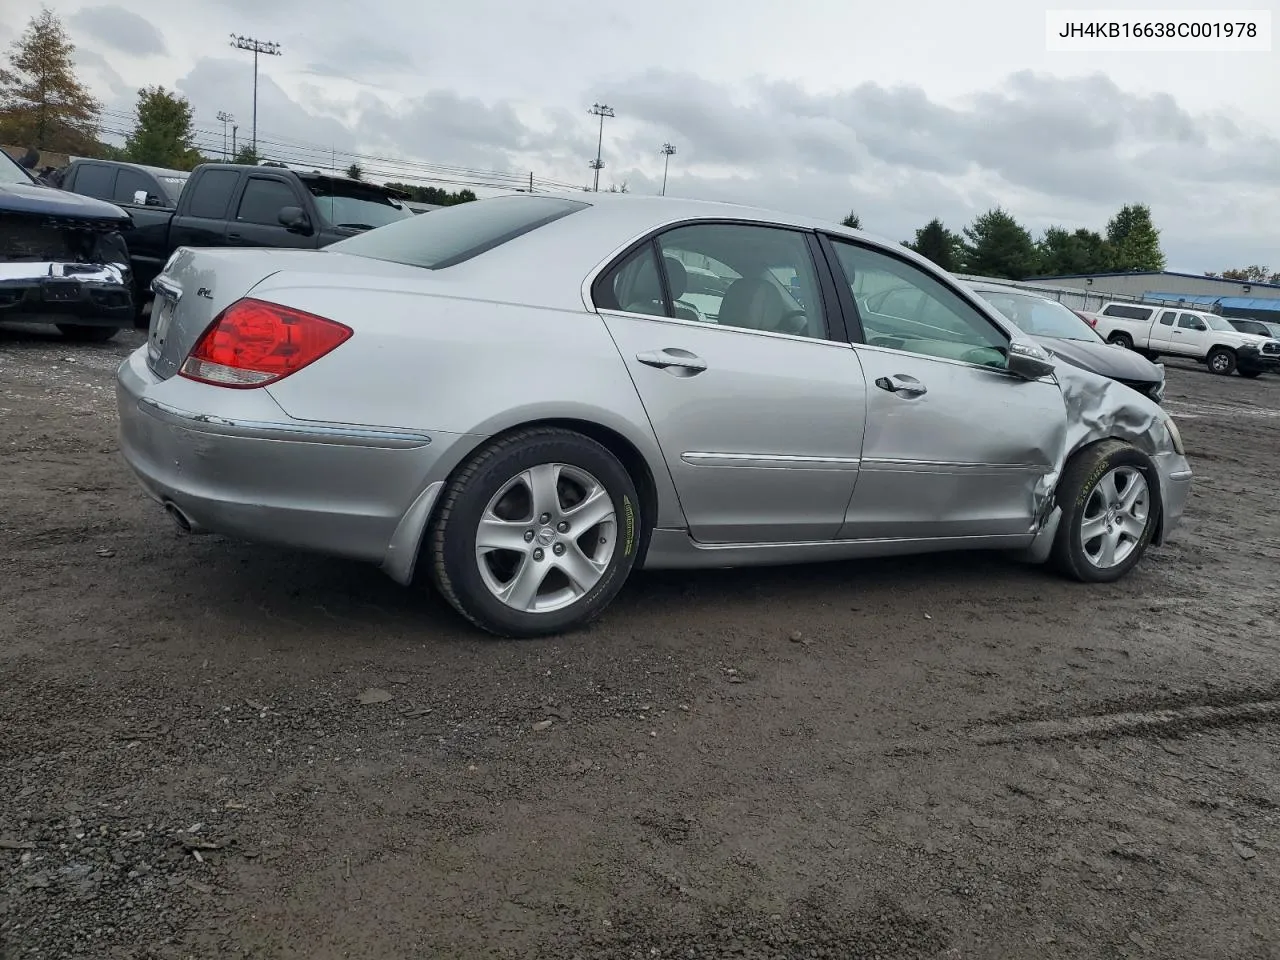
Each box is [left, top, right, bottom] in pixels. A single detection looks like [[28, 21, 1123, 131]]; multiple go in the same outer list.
[[1051, 440, 1159, 583]]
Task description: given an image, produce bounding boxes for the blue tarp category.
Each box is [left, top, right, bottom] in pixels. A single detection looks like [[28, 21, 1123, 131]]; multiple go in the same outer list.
[[1144, 291, 1280, 315]]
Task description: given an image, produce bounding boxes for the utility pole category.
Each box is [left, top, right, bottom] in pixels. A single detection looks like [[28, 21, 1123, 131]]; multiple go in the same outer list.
[[229, 34, 282, 157], [529, 171, 534, 194], [232, 125, 238, 157], [660, 142, 676, 196], [588, 102, 614, 192], [216, 111, 234, 161]]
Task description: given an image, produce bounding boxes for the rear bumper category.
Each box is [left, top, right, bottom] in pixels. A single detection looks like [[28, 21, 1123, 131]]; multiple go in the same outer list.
[[1153, 451, 1192, 541], [115, 346, 476, 574], [0, 260, 134, 326]]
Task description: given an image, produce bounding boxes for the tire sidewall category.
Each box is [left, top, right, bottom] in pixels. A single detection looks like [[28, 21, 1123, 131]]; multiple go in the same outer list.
[[437, 433, 642, 637], [1207, 348, 1235, 375], [1060, 444, 1160, 583], [1110, 334, 1133, 349]]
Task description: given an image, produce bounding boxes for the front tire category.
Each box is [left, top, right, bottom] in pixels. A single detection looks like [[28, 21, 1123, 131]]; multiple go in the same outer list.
[[56, 324, 118, 342], [428, 427, 643, 638], [1051, 440, 1159, 584], [1206, 347, 1236, 375]]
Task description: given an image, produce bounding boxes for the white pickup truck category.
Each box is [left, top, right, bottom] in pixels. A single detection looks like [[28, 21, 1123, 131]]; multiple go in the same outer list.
[[1093, 301, 1280, 378]]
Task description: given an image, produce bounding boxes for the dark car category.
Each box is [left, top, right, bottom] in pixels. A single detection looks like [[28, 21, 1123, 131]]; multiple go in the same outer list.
[[968, 284, 1166, 403], [63, 161, 412, 319], [0, 148, 135, 341]]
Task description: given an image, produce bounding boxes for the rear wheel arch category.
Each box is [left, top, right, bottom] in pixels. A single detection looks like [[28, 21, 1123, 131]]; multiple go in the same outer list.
[[409, 417, 663, 577]]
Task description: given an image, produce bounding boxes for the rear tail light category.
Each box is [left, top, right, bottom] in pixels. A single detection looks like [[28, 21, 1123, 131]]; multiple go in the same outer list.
[[179, 298, 352, 388], [1073, 309, 1097, 328]]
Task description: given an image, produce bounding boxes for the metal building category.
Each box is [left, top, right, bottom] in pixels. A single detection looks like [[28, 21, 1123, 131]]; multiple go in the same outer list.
[[1027, 270, 1280, 319]]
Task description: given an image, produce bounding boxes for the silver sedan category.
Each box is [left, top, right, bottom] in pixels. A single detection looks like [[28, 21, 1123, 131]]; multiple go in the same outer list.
[[116, 194, 1193, 637]]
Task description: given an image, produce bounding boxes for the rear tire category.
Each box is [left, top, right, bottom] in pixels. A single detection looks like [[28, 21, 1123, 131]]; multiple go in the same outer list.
[[427, 427, 644, 638], [1108, 332, 1134, 350], [1051, 440, 1159, 584], [1206, 347, 1236, 376], [56, 324, 118, 343]]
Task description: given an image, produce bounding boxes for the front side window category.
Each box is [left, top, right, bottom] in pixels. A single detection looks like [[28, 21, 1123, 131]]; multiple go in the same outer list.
[[655, 224, 826, 339], [114, 168, 156, 205], [829, 239, 1009, 369], [1177, 313, 1207, 330], [330, 195, 588, 270], [236, 178, 299, 226]]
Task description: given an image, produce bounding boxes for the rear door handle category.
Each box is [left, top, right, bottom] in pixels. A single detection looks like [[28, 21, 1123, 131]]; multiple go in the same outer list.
[[875, 374, 927, 397], [227, 233, 242, 241], [636, 348, 707, 375]]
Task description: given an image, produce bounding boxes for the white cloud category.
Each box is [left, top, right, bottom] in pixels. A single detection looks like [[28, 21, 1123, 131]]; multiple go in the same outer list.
[[7, 0, 1277, 269]]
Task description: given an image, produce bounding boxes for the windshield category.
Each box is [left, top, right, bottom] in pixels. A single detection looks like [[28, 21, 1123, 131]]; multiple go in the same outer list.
[[1204, 314, 1236, 332], [329, 195, 589, 269], [305, 178, 414, 229], [1263, 322, 1280, 338], [975, 289, 1102, 341], [0, 149, 34, 185]]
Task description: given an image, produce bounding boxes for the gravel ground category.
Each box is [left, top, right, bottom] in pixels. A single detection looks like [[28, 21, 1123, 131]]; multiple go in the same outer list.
[[2, 324, 1279, 960]]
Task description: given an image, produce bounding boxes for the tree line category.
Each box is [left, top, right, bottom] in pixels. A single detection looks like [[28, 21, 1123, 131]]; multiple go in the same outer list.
[[843, 205, 1170, 280]]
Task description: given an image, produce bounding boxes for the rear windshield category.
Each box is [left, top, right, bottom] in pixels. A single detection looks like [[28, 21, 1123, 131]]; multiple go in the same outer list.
[[327, 195, 590, 269]]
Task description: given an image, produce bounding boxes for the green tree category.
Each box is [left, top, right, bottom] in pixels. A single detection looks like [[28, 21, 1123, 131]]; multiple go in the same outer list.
[[903, 218, 961, 271], [231, 145, 259, 165], [123, 85, 200, 170], [1036, 226, 1113, 275], [1105, 203, 1165, 272], [960, 208, 1039, 279], [1215, 265, 1280, 283], [0, 8, 101, 153], [383, 182, 477, 205], [841, 211, 862, 230], [345, 162, 363, 180]]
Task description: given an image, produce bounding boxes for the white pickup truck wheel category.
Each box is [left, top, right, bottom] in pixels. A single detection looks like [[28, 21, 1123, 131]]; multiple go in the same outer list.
[[1206, 347, 1236, 376], [1107, 332, 1134, 350]]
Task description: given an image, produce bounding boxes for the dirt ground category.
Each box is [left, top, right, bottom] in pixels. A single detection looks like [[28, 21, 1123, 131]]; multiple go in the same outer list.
[[2, 323, 1279, 960]]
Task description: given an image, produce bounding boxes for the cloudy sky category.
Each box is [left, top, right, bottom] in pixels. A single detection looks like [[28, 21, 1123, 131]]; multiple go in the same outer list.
[[5, 0, 1277, 272]]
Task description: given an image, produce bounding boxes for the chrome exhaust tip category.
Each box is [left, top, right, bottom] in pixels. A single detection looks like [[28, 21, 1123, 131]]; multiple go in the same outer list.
[[164, 501, 194, 534]]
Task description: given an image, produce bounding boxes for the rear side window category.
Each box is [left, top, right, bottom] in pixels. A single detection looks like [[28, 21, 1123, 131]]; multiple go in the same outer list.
[[186, 170, 240, 219], [1101, 304, 1153, 321], [328, 195, 589, 270], [73, 164, 116, 199]]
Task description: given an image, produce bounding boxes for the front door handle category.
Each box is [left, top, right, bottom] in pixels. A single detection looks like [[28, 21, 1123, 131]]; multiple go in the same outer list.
[[875, 374, 927, 397], [636, 348, 707, 375]]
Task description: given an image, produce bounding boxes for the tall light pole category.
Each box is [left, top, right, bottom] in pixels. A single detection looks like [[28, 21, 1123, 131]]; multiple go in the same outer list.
[[588, 102, 614, 192], [229, 34, 281, 157], [660, 142, 676, 196], [216, 111, 234, 160]]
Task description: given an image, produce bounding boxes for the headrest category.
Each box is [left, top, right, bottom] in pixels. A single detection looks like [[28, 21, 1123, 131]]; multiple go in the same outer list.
[[662, 256, 688, 300]]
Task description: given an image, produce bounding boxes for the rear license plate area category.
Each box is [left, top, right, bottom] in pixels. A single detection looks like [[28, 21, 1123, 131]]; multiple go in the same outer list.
[[148, 294, 176, 363]]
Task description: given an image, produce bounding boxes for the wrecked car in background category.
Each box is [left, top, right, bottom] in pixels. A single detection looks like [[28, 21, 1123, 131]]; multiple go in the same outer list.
[[1, 146, 134, 342], [115, 194, 1193, 638]]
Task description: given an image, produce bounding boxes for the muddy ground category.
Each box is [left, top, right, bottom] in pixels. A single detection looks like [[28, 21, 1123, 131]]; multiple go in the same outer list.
[[1, 323, 1278, 960]]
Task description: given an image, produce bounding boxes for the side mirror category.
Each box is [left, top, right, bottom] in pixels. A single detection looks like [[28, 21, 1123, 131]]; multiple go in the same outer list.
[[133, 189, 148, 205], [1007, 338, 1056, 381], [277, 206, 311, 233]]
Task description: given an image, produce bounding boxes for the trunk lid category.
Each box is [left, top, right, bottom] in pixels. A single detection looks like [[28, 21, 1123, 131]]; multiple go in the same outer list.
[[146, 247, 441, 380], [146, 248, 295, 380]]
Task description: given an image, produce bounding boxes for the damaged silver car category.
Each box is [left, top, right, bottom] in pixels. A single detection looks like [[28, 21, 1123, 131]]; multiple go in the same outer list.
[[115, 195, 1192, 637], [1, 147, 134, 342]]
